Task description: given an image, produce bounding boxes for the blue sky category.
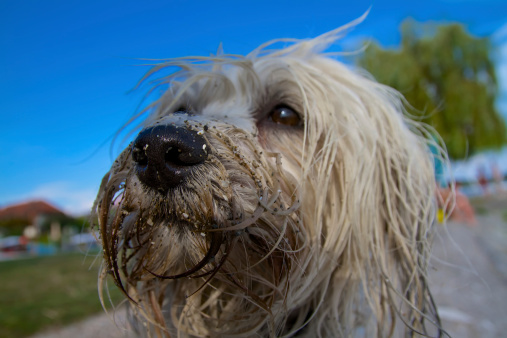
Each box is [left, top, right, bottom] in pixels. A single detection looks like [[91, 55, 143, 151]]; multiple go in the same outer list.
[[1, 0, 507, 215]]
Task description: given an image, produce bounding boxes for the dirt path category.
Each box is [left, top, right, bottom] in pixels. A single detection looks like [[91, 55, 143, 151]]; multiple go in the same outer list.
[[32, 196, 507, 338], [30, 306, 133, 338], [430, 197, 507, 337]]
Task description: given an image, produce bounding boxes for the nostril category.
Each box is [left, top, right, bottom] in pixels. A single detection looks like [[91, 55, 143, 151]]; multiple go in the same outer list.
[[164, 146, 185, 166], [132, 146, 149, 166], [165, 144, 207, 166]]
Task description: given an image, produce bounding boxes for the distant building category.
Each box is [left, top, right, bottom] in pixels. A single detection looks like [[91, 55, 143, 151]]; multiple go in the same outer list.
[[0, 200, 65, 223], [0, 201, 91, 255]]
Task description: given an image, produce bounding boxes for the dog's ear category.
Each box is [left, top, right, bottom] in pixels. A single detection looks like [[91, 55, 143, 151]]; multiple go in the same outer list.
[[292, 55, 442, 334]]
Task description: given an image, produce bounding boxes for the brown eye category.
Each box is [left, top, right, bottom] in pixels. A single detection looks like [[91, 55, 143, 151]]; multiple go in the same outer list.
[[270, 105, 301, 126]]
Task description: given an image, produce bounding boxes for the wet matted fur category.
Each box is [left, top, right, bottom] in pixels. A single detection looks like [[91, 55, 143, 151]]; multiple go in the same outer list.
[[93, 18, 447, 337]]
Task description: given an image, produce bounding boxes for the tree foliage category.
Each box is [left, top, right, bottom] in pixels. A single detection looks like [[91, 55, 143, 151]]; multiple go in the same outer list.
[[358, 19, 506, 159]]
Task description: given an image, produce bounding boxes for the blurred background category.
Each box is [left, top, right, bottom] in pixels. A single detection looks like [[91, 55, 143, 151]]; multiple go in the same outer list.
[[1, 0, 506, 337]]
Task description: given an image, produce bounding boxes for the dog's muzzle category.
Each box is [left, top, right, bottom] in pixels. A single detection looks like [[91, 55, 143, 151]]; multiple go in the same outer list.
[[132, 125, 209, 192]]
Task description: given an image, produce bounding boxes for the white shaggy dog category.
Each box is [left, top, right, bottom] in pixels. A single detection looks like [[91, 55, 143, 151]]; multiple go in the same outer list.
[[93, 19, 446, 337]]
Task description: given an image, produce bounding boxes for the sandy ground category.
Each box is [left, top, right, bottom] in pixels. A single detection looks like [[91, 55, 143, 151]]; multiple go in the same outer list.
[[32, 195, 507, 338], [30, 307, 133, 338], [430, 195, 507, 337]]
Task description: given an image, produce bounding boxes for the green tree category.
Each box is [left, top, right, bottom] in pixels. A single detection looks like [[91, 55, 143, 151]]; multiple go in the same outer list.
[[358, 19, 506, 159]]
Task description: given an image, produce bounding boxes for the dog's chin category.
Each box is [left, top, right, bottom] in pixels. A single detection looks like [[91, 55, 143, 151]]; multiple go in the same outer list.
[[100, 201, 225, 284]]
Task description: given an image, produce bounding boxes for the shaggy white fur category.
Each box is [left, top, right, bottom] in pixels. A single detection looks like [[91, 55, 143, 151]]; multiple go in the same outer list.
[[93, 17, 448, 338]]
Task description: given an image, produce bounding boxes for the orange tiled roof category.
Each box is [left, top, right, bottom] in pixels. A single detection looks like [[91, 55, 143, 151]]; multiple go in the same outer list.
[[0, 200, 65, 222]]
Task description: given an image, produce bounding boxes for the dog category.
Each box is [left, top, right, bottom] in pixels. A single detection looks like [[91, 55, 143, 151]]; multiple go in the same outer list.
[[93, 18, 446, 337]]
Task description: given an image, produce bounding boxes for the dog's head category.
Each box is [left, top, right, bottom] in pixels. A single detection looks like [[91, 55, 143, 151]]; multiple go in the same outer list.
[[93, 21, 443, 337]]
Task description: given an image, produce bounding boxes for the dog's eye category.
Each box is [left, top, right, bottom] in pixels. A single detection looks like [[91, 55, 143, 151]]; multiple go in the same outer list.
[[270, 105, 301, 126], [173, 107, 195, 116], [174, 107, 189, 114]]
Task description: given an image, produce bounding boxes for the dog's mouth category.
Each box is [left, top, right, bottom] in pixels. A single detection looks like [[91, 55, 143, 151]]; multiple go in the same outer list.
[[97, 186, 298, 302], [144, 229, 228, 286]]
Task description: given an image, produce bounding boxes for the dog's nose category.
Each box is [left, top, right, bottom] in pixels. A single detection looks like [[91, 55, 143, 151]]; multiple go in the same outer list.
[[132, 125, 209, 192]]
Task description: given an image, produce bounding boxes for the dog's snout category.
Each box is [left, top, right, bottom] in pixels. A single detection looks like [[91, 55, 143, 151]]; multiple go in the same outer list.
[[132, 125, 209, 192]]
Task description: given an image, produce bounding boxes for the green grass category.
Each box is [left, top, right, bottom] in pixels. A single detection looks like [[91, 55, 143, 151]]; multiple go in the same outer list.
[[0, 253, 123, 337]]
